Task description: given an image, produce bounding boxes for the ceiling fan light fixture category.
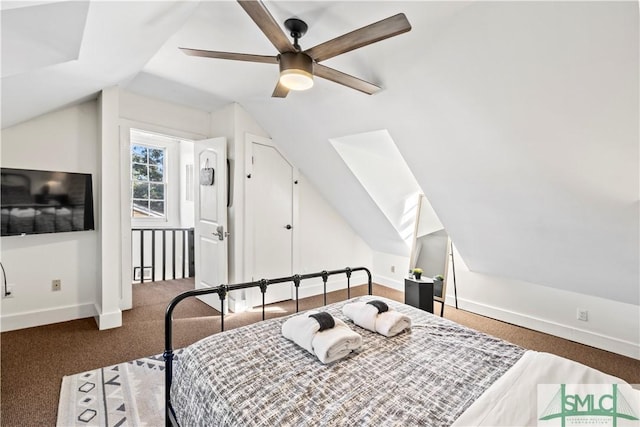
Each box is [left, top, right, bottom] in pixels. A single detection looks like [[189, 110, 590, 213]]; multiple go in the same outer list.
[[279, 52, 314, 91], [280, 69, 313, 91]]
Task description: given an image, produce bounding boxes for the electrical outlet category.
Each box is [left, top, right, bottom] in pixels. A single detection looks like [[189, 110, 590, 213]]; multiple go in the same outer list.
[[391, 266, 396, 273], [52, 279, 61, 291], [577, 308, 588, 321], [3, 285, 14, 298]]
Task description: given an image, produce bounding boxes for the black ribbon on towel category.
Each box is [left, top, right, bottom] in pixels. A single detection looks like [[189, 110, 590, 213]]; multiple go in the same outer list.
[[366, 300, 389, 313], [308, 312, 335, 331]]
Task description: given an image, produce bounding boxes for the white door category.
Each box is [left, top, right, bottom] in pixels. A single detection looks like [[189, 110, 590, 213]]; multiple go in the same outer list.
[[194, 137, 228, 311], [250, 141, 294, 305]]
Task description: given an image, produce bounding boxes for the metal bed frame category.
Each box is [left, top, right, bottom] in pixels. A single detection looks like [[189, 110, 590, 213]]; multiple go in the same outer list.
[[163, 266, 373, 427]]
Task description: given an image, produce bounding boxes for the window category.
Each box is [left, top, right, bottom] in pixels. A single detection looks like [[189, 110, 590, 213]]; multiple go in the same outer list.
[[131, 144, 166, 218]]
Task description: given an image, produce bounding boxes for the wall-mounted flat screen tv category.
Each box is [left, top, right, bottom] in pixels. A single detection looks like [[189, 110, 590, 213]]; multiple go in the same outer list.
[[1, 168, 94, 236]]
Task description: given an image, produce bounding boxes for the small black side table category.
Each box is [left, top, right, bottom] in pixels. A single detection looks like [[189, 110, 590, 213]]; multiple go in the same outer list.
[[404, 277, 434, 314]]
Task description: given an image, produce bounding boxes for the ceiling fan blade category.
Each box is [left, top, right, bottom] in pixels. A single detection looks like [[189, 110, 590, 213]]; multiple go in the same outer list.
[[305, 13, 411, 63], [237, 0, 295, 53], [179, 47, 278, 64], [272, 81, 290, 98], [314, 64, 381, 95]]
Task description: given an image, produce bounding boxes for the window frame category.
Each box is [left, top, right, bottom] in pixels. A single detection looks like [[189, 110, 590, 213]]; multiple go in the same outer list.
[[130, 143, 168, 220], [128, 128, 182, 227]]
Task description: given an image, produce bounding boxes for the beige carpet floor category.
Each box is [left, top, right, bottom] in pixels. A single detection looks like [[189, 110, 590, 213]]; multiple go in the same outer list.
[[1, 278, 638, 426]]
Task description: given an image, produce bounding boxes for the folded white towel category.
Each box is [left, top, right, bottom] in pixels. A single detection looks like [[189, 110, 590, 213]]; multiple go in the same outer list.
[[375, 310, 412, 337], [312, 318, 363, 364], [281, 310, 321, 354], [342, 302, 378, 332], [281, 311, 362, 364], [342, 301, 411, 337]]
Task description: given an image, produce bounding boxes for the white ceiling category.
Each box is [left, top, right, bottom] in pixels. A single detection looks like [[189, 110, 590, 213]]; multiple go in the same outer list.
[[1, 1, 89, 78], [1, 1, 638, 305]]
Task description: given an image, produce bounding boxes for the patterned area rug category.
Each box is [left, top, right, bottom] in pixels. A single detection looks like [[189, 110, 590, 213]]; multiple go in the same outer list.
[[56, 352, 177, 427]]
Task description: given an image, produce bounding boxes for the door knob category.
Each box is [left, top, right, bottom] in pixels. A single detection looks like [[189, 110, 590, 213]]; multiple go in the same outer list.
[[285, 224, 292, 230], [213, 225, 226, 240]]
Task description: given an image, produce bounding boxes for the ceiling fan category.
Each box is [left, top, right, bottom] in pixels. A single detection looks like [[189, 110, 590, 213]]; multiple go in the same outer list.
[[179, 0, 412, 98]]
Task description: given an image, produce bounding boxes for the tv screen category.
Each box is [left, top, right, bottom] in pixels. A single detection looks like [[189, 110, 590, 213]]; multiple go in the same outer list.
[[1, 168, 94, 236]]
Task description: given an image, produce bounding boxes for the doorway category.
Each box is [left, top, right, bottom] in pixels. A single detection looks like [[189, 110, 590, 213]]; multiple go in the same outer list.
[[120, 125, 227, 312], [245, 134, 298, 307]]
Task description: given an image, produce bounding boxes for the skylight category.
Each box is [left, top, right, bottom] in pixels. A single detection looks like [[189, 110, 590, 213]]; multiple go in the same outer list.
[[329, 129, 442, 248]]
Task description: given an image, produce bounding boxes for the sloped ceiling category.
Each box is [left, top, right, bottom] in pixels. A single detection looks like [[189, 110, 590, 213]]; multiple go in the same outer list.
[[1, 0, 205, 127], [1, 1, 638, 305], [1, 1, 89, 78]]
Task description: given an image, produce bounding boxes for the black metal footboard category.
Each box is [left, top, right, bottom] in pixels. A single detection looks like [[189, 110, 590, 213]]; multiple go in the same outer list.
[[164, 266, 372, 427]]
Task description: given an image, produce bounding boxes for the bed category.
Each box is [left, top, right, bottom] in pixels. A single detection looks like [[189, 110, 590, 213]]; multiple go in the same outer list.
[[164, 267, 639, 427]]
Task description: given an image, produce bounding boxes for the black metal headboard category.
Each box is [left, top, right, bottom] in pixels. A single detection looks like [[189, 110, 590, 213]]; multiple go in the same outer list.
[[163, 266, 372, 427]]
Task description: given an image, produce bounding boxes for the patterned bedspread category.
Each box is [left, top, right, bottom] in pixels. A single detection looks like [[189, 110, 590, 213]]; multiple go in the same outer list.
[[171, 296, 526, 426]]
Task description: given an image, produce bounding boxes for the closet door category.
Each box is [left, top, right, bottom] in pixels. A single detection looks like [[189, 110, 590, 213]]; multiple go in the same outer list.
[[248, 138, 294, 305]]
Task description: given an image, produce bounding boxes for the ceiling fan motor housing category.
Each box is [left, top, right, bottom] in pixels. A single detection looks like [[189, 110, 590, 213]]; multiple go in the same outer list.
[[279, 52, 314, 90]]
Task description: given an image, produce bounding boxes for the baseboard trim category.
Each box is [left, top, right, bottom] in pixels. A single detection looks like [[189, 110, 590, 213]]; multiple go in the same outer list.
[[94, 305, 122, 330], [1, 303, 97, 332], [457, 297, 640, 360], [236, 278, 373, 310], [296, 278, 358, 300], [372, 274, 404, 292]]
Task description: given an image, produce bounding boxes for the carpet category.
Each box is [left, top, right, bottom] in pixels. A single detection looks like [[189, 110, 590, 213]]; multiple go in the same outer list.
[[56, 352, 176, 427]]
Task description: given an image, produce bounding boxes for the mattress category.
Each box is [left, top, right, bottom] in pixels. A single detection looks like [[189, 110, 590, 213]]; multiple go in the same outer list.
[[452, 351, 640, 426], [171, 295, 527, 426]]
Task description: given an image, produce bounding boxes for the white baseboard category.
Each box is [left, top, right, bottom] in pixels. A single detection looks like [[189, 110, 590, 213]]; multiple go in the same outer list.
[[94, 305, 122, 330], [457, 297, 640, 360], [235, 278, 371, 310], [372, 274, 404, 292], [1, 303, 97, 332], [240, 276, 400, 307], [296, 278, 358, 300], [296, 275, 407, 298]]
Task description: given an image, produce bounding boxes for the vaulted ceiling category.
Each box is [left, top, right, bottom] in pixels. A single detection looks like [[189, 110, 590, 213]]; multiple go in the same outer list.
[[2, 1, 638, 305]]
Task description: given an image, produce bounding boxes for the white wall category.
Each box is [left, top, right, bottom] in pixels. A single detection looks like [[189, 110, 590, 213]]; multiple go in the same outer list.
[[446, 246, 640, 360], [372, 245, 639, 359], [296, 174, 373, 298], [1, 101, 100, 331], [119, 91, 210, 137], [403, 1, 639, 306], [97, 86, 123, 329], [372, 251, 412, 291]]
